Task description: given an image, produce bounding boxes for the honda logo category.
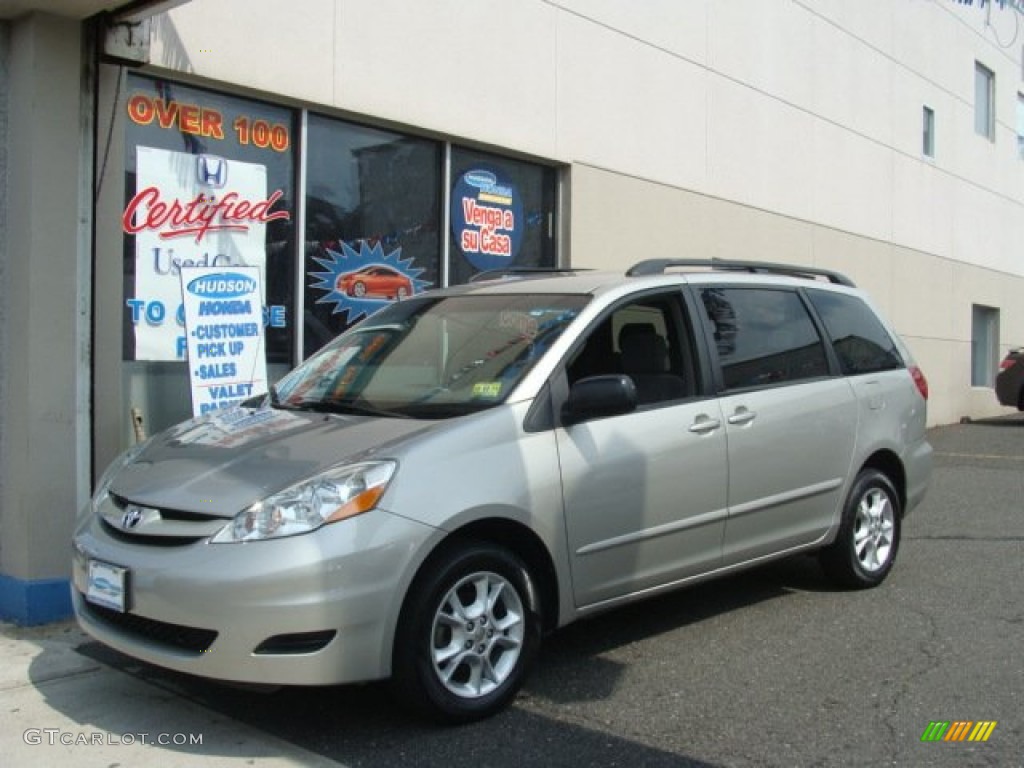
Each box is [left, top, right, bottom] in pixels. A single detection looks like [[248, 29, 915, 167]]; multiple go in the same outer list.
[[197, 154, 228, 189]]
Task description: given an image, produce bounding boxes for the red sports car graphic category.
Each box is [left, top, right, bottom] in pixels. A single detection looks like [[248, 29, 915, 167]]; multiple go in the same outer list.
[[335, 265, 414, 300]]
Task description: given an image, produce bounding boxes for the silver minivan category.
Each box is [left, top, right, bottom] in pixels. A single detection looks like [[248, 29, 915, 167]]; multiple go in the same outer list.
[[72, 259, 932, 722]]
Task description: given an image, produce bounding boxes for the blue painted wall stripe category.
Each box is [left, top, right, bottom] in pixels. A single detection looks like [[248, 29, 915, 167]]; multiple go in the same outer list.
[[0, 574, 72, 625]]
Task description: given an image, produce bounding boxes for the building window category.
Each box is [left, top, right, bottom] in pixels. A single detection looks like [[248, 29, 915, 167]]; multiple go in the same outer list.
[[303, 115, 443, 356], [971, 304, 1000, 387], [121, 75, 297, 435], [974, 61, 995, 140], [115, 75, 561, 440], [449, 146, 558, 285], [922, 106, 935, 157], [1017, 93, 1024, 159]]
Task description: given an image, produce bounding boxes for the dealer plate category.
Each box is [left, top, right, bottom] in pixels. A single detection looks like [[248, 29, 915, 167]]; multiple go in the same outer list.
[[86, 559, 128, 613]]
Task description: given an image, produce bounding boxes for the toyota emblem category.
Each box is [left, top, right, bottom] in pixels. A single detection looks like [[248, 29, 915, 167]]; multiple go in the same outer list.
[[121, 506, 144, 530]]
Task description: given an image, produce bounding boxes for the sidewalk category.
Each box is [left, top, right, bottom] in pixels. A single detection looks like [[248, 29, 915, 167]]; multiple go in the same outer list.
[[0, 620, 343, 767]]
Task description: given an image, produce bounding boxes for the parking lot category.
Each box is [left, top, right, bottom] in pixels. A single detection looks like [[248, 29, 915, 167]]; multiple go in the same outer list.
[[5, 415, 1023, 767]]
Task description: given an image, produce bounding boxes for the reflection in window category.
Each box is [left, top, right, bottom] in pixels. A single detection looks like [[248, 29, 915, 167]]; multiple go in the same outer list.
[[700, 288, 828, 389], [806, 289, 903, 375]]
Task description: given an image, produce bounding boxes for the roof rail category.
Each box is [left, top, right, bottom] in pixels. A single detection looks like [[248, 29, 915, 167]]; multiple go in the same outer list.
[[469, 267, 592, 283], [626, 258, 855, 287]]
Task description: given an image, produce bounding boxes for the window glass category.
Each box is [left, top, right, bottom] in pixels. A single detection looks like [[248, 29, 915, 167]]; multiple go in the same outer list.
[[567, 294, 692, 405], [121, 75, 295, 434], [450, 147, 557, 283], [275, 293, 587, 418], [971, 304, 1000, 387], [1017, 93, 1024, 159], [700, 288, 828, 389], [304, 115, 442, 356], [975, 61, 995, 140], [922, 105, 935, 158], [806, 289, 903, 375]]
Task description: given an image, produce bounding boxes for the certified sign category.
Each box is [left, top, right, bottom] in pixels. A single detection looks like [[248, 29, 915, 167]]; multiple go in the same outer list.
[[180, 266, 268, 417]]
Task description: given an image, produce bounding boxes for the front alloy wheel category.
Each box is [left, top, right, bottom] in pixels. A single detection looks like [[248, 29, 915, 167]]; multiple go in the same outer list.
[[821, 469, 902, 589], [431, 571, 525, 699], [394, 542, 541, 723]]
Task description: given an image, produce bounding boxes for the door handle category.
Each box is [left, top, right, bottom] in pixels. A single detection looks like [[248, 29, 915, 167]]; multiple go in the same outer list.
[[727, 408, 757, 426], [688, 416, 722, 434]]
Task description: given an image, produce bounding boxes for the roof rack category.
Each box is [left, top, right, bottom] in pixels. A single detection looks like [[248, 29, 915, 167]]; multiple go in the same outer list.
[[469, 267, 593, 283], [626, 258, 855, 287]]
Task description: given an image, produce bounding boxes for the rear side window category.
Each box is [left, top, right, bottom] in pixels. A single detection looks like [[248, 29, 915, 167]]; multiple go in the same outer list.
[[806, 289, 904, 375], [700, 287, 829, 390]]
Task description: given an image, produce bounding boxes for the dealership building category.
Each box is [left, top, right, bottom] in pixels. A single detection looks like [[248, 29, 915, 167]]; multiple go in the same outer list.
[[1, 0, 1022, 623]]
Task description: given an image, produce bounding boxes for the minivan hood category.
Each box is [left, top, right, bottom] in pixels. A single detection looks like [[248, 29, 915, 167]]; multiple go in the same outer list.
[[109, 406, 436, 516]]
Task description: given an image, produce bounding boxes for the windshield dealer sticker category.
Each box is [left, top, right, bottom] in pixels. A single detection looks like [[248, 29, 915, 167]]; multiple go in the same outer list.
[[472, 382, 502, 399]]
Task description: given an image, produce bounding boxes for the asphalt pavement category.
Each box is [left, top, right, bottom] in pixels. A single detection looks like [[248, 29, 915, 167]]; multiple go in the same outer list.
[[2, 414, 1022, 767]]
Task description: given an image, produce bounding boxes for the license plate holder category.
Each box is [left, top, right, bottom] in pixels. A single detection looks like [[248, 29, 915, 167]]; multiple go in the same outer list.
[[86, 559, 129, 613]]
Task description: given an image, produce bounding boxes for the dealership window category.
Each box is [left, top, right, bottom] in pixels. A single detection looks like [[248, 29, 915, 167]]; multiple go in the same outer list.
[[971, 304, 1000, 387], [303, 115, 443, 356], [120, 75, 296, 437], [302, 129, 559, 353], [922, 106, 935, 158], [114, 77, 560, 446], [975, 61, 995, 140], [449, 147, 558, 285]]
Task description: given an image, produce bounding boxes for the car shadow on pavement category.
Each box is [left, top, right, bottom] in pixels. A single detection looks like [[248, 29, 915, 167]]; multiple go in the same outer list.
[[49, 639, 724, 767], [52, 557, 835, 767]]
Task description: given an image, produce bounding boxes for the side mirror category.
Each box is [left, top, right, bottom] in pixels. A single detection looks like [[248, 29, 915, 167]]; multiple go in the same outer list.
[[562, 374, 638, 425]]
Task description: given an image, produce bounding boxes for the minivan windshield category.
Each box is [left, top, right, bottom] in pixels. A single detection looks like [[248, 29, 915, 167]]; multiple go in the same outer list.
[[272, 293, 588, 418]]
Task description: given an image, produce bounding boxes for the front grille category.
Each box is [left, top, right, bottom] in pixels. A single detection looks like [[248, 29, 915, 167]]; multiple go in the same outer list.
[[81, 598, 218, 654], [102, 494, 226, 546], [98, 517, 205, 547]]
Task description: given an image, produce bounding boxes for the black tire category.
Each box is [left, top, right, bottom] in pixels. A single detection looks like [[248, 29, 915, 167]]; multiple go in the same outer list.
[[820, 469, 902, 589], [392, 542, 542, 723]]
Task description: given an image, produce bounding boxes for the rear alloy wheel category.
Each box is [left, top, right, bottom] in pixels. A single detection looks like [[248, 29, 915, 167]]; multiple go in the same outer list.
[[393, 542, 541, 723], [821, 469, 901, 589]]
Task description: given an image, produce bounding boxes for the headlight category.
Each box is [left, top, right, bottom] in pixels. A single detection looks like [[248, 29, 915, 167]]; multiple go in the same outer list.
[[211, 461, 397, 543]]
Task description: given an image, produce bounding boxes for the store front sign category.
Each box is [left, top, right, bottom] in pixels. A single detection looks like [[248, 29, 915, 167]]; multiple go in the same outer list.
[[451, 168, 524, 272], [180, 266, 267, 417], [124, 146, 288, 360]]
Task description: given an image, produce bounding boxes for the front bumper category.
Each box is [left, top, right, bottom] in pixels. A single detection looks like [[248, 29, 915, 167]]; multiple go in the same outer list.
[[71, 507, 437, 686]]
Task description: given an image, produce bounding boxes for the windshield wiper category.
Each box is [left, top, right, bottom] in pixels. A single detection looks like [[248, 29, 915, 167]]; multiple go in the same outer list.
[[281, 398, 409, 419]]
